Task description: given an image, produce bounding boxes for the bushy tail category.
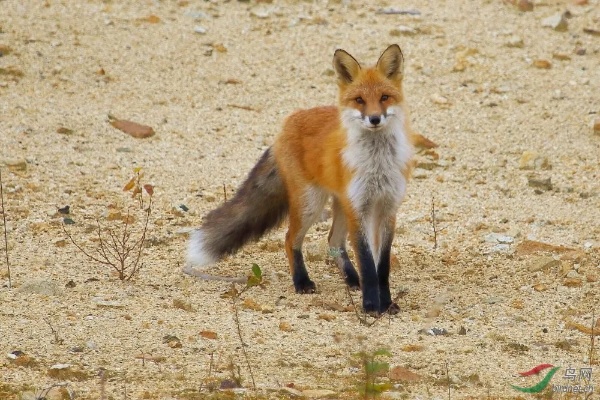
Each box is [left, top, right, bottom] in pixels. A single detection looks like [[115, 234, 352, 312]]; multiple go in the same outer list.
[[186, 148, 288, 268]]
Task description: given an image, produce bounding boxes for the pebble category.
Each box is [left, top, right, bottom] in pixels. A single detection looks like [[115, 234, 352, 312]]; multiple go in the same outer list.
[[389, 25, 417, 36], [519, 151, 551, 170], [505, 36, 524, 48], [193, 26, 207, 34], [17, 279, 63, 296], [431, 93, 449, 105], [542, 13, 568, 32], [301, 389, 337, 398], [2, 158, 27, 172], [532, 59, 552, 69], [529, 256, 560, 272], [484, 233, 514, 244], [527, 175, 553, 191]]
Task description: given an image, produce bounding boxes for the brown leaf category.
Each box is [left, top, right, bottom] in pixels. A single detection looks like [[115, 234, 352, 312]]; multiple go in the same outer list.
[[562, 278, 582, 287], [515, 240, 574, 256], [123, 177, 136, 192], [533, 59, 552, 69], [400, 344, 425, 352], [173, 299, 194, 312], [412, 132, 438, 149], [110, 118, 155, 139], [242, 298, 262, 311], [279, 322, 293, 332], [143, 184, 154, 196], [389, 366, 424, 382], [317, 313, 336, 321], [144, 14, 161, 24], [200, 330, 218, 340]]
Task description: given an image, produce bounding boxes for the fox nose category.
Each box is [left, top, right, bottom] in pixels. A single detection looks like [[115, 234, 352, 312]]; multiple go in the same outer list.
[[369, 115, 381, 126]]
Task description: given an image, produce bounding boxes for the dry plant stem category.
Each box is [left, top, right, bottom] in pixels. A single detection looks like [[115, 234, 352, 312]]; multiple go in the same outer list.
[[431, 196, 438, 250], [591, 310, 596, 366], [231, 283, 257, 391], [62, 198, 151, 280], [43, 317, 62, 344], [446, 361, 451, 400], [99, 368, 107, 400], [0, 168, 11, 288]]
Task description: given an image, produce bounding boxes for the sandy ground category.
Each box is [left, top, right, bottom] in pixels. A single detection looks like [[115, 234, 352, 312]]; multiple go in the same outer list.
[[1, 0, 600, 399]]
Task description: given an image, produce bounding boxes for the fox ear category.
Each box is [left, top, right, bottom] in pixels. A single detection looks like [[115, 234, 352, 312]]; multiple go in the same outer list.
[[333, 49, 361, 85], [377, 44, 403, 80]]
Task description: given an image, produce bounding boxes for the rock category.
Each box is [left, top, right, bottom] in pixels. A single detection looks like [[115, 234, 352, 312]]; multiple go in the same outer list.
[[532, 59, 552, 69], [194, 26, 207, 34], [519, 151, 551, 170], [389, 366, 424, 382], [389, 26, 417, 36], [484, 233, 514, 244], [431, 94, 449, 105], [529, 256, 560, 272], [17, 279, 63, 296], [3, 158, 27, 172], [301, 389, 337, 398], [505, 36, 524, 48], [542, 13, 568, 32], [92, 297, 126, 308], [527, 175, 553, 191]]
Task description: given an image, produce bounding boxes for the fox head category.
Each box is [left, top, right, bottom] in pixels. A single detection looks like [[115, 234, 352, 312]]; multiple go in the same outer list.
[[333, 44, 405, 131]]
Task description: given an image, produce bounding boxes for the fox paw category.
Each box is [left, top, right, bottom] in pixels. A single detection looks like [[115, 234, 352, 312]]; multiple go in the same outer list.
[[294, 278, 316, 294]]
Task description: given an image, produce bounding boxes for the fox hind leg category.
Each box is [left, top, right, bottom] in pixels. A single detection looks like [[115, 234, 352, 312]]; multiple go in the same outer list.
[[285, 186, 329, 294], [328, 198, 360, 289]]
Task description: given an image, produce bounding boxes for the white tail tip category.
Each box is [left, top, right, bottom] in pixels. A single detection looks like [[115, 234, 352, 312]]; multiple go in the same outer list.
[[186, 229, 218, 268]]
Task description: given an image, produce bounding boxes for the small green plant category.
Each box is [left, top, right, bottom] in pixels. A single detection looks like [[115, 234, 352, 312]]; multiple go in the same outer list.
[[353, 348, 392, 398], [62, 168, 153, 280]]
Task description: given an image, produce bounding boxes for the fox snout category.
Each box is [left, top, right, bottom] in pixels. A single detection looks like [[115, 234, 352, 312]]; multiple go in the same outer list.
[[363, 113, 387, 129]]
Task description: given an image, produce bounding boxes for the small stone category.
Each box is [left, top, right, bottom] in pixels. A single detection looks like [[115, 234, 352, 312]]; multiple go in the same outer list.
[[529, 256, 560, 272], [505, 36, 524, 48], [301, 389, 337, 398], [92, 297, 126, 308], [552, 52, 571, 61], [17, 279, 63, 296], [527, 175, 553, 191], [542, 13, 568, 32], [484, 233, 514, 244], [193, 26, 207, 34], [431, 94, 449, 105], [3, 158, 27, 172], [519, 151, 551, 170], [575, 47, 586, 56], [389, 25, 417, 36], [533, 59, 552, 69]]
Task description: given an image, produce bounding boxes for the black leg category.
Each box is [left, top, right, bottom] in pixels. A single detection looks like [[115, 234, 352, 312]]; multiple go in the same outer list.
[[292, 249, 316, 293], [355, 234, 379, 314], [376, 233, 399, 314], [339, 249, 360, 289]]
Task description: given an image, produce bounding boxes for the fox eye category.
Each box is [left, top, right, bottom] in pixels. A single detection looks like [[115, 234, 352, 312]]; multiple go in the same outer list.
[[380, 95, 389, 102], [355, 97, 365, 105]]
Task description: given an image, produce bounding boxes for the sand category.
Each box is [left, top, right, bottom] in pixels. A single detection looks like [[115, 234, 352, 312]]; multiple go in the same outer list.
[[1, 0, 599, 398]]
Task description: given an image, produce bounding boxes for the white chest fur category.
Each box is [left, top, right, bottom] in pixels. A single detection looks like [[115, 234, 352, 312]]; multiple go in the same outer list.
[[342, 107, 412, 216]]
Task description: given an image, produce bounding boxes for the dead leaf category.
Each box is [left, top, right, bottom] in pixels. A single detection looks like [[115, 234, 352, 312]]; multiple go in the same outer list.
[[109, 117, 155, 139], [389, 366, 424, 382], [200, 330, 218, 340], [412, 132, 438, 149], [533, 59, 552, 69], [515, 240, 574, 256], [242, 298, 262, 311], [565, 319, 600, 336], [279, 322, 293, 332], [143, 14, 161, 24], [173, 299, 194, 312], [562, 278, 582, 287], [533, 283, 548, 292], [400, 344, 425, 352], [143, 184, 154, 196], [318, 314, 336, 321]]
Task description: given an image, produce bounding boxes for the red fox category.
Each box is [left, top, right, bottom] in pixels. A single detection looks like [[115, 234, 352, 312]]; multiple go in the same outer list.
[[186, 45, 414, 314]]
